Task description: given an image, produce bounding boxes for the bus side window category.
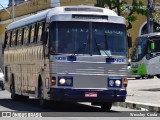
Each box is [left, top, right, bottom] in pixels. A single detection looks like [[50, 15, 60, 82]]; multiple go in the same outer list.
[[24, 26, 29, 44], [30, 24, 37, 43], [11, 30, 17, 46], [6, 32, 10, 48], [37, 22, 45, 42], [17, 29, 22, 45]]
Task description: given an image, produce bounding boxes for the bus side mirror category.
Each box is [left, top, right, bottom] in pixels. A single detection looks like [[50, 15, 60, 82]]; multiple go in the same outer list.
[[127, 35, 132, 48], [41, 31, 48, 45]]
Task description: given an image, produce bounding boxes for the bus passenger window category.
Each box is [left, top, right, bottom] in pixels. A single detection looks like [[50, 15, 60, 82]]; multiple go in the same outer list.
[[37, 22, 45, 42], [24, 27, 29, 44], [18, 29, 22, 45], [11, 30, 17, 46], [30, 24, 36, 43]]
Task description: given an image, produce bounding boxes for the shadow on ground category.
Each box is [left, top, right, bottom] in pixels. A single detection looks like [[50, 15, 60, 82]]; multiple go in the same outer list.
[[0, 98, 119, 113]]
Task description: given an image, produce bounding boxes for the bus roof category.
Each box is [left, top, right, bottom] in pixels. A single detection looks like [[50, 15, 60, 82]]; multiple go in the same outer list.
[[6, 6, 125, 31]]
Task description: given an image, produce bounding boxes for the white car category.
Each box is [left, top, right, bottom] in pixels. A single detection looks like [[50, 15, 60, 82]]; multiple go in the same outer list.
[[0, 68, 5, 90]]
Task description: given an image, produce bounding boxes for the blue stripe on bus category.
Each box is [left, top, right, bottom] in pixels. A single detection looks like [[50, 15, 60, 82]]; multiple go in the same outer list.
[[106, 58, 126, 63], [48, 88, 127, 102]]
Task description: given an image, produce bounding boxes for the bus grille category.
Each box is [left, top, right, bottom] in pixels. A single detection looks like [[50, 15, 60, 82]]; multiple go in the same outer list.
[[50, 62, 128, 76]]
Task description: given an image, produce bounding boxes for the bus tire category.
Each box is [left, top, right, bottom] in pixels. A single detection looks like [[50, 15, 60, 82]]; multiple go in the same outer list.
[[156, 75, 160, 79], [135, 77, 141, 79], [100, 102, 112, 111], [10, 74, 19, 101], [1, 85, 5, 90], [141, 75, 147, 79], [38, 79, 47, 108], [148, 75, 154, 79], [2, 87, 5, 90]]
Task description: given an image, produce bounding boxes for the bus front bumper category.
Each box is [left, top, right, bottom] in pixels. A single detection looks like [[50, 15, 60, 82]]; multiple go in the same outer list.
[[48, 88, 127, 102]]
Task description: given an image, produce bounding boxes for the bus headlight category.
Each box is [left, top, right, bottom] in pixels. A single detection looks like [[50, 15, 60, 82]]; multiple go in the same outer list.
[[108, 77, 122, 88], [115, 80, 121, 86], [58, 76, 73, 86], [59, 78, 66, 85]]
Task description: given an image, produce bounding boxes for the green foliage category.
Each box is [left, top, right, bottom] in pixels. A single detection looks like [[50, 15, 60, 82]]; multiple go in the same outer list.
[[126, 16, 137, 23], [96, 0, 148, 30]]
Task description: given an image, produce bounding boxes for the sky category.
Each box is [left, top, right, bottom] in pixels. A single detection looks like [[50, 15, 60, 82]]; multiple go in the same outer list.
[[0, 0, 9, 9]]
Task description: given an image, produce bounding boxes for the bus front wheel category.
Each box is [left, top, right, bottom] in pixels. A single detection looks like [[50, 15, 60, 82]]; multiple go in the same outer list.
[[100, 102, 112, 111], [39, 84, 48, 108], [156, 75, 160, 79]]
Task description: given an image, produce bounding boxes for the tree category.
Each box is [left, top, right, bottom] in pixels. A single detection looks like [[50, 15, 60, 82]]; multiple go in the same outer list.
[[96, 0, 148, 30]]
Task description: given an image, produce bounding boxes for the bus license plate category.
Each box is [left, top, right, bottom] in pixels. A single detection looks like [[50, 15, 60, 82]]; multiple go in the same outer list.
[[85, 92, 97, 98]]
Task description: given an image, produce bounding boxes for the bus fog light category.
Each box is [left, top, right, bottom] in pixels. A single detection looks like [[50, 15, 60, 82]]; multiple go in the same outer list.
[[115, 80, 121, 86], [59, 78, 66, 85], [109, 80, 114, 86]]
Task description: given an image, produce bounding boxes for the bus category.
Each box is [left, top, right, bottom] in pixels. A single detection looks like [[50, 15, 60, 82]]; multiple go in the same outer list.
[[131, 32, 160, 79], [3, 6, 131, 111]]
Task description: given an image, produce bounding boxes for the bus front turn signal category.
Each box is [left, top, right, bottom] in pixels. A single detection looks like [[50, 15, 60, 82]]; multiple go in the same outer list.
[[123, 78, 128, 88]]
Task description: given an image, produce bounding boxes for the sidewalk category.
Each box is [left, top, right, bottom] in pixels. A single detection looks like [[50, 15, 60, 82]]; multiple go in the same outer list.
[[114, 77, 160, 112]]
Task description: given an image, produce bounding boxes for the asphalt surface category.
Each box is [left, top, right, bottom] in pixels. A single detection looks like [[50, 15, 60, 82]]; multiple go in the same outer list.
[[0, 90, 136, 112], [114, 77, 160, 112]]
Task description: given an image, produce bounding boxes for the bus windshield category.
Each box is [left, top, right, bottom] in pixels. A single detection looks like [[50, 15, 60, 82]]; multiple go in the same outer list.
[[50, 21, 127, 56], [131, 37, 147, 62]]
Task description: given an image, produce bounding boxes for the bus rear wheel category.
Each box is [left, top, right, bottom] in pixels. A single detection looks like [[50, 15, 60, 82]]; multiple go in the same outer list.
[[10, 75, 19, 101], [10, 82, 19, 101], [100, 102, 112, 111]]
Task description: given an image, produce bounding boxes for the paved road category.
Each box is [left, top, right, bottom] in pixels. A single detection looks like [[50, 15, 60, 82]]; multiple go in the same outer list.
[[127, 77, 160, 106], [0, 87, 159, 120], [113, 77, 160, 112], [0, 90, 136, 112]]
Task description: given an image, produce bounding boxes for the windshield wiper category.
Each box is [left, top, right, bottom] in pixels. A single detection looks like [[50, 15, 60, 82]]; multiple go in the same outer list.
[[72, 43, 87, 56], [95, 39, 112, 58]]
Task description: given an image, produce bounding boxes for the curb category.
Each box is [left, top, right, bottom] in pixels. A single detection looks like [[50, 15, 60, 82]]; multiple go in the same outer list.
[[113, 101, 160, 112]]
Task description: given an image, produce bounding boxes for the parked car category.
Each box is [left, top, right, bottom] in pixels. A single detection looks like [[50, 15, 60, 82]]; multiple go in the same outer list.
[[0, 68, 5, 90]]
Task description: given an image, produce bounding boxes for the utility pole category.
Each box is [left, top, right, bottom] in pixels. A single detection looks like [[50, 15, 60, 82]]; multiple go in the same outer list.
[[12, 0, 15, 21], [147, 0, 155, 33]]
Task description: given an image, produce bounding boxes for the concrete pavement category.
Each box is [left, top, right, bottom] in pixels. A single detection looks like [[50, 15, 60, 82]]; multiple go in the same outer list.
[[114, 77, 160, 112]]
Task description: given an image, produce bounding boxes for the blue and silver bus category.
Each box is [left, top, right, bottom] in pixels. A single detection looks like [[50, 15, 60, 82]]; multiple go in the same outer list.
[[3, 6, 131, 111]]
